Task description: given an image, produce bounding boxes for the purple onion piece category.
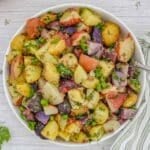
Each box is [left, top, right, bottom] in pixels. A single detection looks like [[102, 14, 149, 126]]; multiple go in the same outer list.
[[112, 71, 127, 87], [59, 79, 78, 93], [92, 27, 102, 43], [35, 111, 50, 125], [120, 108, 136, 120], [62, 26, 76, 35], [102, 49, 117, 63], [23, 109, 35, 121], [116, 63, 129, 77]]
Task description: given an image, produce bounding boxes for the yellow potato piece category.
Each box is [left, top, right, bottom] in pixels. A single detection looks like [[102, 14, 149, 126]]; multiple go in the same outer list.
[[11, 34, 26, 51], [43, 62, 60, 86], [102, 22, 120, 46], [123, 92, 138, 107], [41, 120, 59, 140]]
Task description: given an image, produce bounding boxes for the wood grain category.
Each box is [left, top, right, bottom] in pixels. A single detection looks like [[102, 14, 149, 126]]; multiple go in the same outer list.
[[0, 0, 149, 149]]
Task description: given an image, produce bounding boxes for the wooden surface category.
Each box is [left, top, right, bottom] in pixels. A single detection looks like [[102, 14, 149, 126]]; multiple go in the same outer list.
[[0, 0, 150, 149]]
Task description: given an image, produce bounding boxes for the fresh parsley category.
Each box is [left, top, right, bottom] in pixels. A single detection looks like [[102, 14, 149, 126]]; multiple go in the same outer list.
[[95, 22, 105, 31], [0, 126, 11, 149], [94, 67, 108, 91], [57, 63, 73, 78], [79, 37, 88, 53]]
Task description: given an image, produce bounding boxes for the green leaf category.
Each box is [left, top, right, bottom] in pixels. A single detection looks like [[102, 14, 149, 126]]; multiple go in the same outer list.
[[95, 22, 105, 31], [40, 98, 49, 107], [0, 126, 11, 147]]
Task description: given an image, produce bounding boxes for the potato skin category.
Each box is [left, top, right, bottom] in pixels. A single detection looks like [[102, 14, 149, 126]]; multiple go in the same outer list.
[[102, 22, 120, 46]]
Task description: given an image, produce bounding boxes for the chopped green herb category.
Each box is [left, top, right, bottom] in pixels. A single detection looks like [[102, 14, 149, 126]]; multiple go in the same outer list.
[[57, 12, 63, 19], [129, 78, 141, 93], [85, 119, 97, 126], [57, 63, 73, 77], [94, 67, 108, 91], [51, 37, 60, 44], [95, 22, 105, 30], [0, 126, 11, 148], [79, 37, 88, 53], [61, 114, 68, 120], [36, 37, 46, 45], [40, 98, 49, 107], [27, 121, 36, 130]]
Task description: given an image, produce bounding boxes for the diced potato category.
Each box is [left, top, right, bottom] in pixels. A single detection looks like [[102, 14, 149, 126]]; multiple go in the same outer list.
[[10, 55, 24, 80], [102, 22, 120, 46], [65, 121, 81, 134], [8, 86, 23, 106], [11, 34, 26, 51], [48, 34, 66, 56], [116, 35, 135, 63], [55, 114, 68, 131], [41, 120, 59, 140], [74, 65, 88, 84], [101, 84, 117, 95], [25, 65, 42, 83], [71, 132, 89, 143], [60, 9, 81, 26], [94, 102, 109, 124], [68, 89, 85, 104], [71, 107, 88, 116], [24, 56, 41, 66], [82, 77, 99, 89], [80, 8, 101, 26], [58, 131, 70, 141], [60, 53, 78, 71], [43, 62, 60, 86], [6, 50, 22, 64], [44, 105, 58, 115], [8, 73, 26, 85], [123, 92, 138, 107], [89, 125, 104, 141], [77, 22, 90, 32], [16, 83, 33, 98], [128, 79, 141, 93], [42, 82, 64, 105], [40, 12, 57, 24], [71, 31, 90, 46], [84, 89, 100, 109], [103, 120, 120, 132], [99, 60, 115, 77]]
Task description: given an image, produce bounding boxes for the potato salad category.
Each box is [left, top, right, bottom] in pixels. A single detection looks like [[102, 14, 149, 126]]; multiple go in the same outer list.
[[7, 7, 141, 143]]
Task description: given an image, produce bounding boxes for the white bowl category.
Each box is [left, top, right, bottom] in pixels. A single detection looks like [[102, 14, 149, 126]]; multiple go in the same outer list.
[[3, 3, 146, 147]]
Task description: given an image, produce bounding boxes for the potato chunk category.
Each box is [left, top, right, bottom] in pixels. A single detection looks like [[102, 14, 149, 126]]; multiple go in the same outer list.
[[25, 65, 42, 83], [94, 102, 109, 124], [99, 60, 115, 78], [80, 8, 101, 26], [102, 22, 120, 46], [116, 35, 135, 62], [89, 125, 104, 141], [74, 65, 88, 84], [43, 62, 60, 86], [41, 120, 59, 140], [11, 34, 26, 51], [123, 92, 138, 107]]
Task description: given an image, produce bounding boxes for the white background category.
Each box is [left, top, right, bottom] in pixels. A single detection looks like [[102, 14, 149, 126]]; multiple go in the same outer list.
[[0, 0, 150, 149]]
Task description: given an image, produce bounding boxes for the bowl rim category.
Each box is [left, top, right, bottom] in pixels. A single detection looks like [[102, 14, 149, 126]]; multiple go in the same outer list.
[[2, 3, 146, 147]]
